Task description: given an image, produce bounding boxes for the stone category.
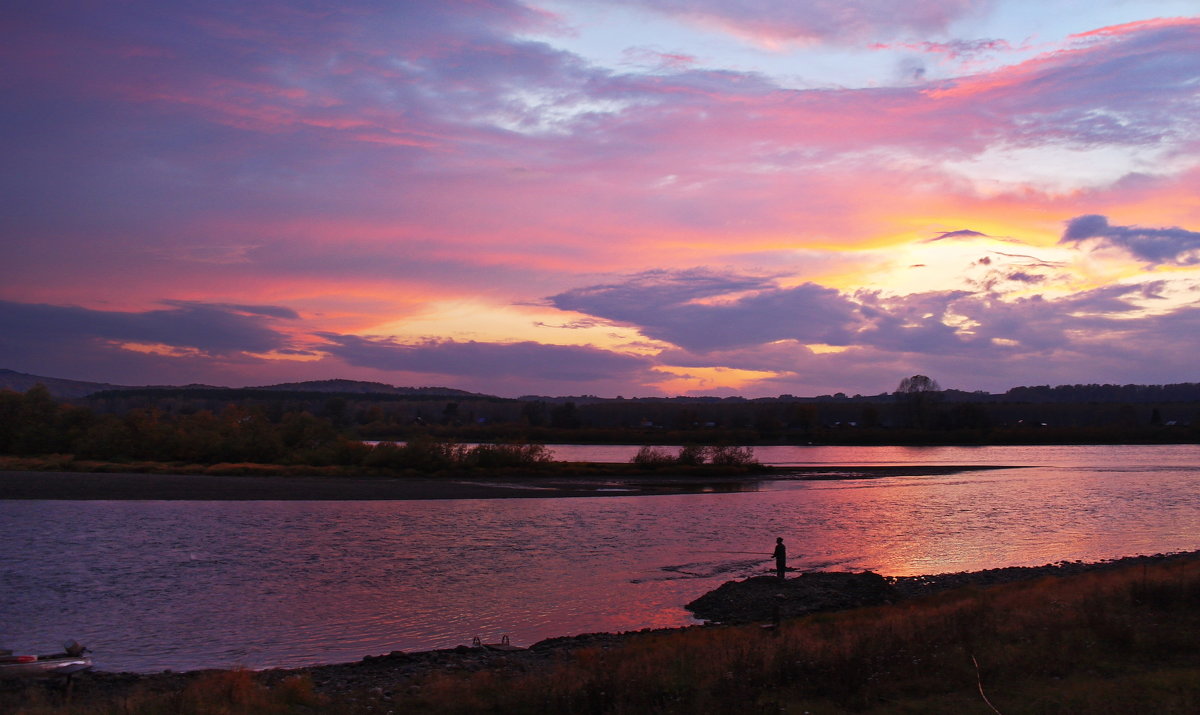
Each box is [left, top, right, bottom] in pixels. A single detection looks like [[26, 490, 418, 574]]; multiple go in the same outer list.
[[686, 571, 895, 624]]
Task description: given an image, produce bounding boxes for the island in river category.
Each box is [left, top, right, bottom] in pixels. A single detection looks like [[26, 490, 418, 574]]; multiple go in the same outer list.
[[0, 462, 1018, 500]]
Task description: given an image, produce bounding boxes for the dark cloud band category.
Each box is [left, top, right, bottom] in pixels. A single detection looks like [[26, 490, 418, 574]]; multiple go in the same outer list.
[[318, 334, 653, 382], [1061, 215, 1200, 265]]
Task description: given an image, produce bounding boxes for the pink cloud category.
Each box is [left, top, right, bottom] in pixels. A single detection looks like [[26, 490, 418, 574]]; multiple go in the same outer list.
[[1069, 16, 1198, 40], [608, 0, 990, 44], [3, 2, 1199, 395]]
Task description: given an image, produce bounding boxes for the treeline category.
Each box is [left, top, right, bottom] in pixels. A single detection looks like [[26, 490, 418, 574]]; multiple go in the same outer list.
[[361, 394, 1197, 445], [4, 382, 1198, 455], [72, 386, 1200, 438], [1002, 382, 1200, 403], [0, 385, 551, 470]]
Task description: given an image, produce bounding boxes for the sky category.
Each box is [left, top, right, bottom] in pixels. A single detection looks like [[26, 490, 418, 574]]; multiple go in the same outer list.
[[2, 0, 1199, 398]]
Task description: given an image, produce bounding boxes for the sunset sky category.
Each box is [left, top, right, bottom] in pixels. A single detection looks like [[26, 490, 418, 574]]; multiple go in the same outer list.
[[3, 1, 1199, 397]]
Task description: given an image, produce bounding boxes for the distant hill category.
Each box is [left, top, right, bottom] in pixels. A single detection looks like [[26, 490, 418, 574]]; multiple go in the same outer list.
[[7, 367, 1200, 405], [252, 379, 485, 398], [0, 369, 128, 399], [1, 369, 493, 401]]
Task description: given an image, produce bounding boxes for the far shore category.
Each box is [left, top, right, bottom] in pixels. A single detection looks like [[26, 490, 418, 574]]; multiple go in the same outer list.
[[0, 464, 1017, 500]]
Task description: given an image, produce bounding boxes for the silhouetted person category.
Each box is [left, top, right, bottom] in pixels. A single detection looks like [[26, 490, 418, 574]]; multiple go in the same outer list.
[[773, 537, 786, 580]]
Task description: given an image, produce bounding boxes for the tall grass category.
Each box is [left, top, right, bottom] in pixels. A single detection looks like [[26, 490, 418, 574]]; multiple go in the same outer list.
[[406, 557, 1200, 713]]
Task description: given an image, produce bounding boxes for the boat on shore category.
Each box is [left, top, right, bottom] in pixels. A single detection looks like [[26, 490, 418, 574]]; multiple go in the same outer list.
[[0, 642, 93, 679]]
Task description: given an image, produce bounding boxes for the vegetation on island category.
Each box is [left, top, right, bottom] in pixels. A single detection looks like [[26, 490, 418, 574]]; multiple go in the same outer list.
[[631, 444, 758, 467], [6, 553, 1198, 713], [0, 384, 769, 476]]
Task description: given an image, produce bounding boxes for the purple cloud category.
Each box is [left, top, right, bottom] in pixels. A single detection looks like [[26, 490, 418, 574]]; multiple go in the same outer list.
[[0, 300, 296, 355], [549, 270, 860, 352], [1060, 214, 1200, 265], [549, 263, 1200, 375], [855, 291, 981, 354], [318, 334, 653, 383], [650, 288, 1200, 396], [928, 229, 987, 241], [4, 4, 1196, 273], [0, 299, 302, 386], [875, 38, 1015, 59]]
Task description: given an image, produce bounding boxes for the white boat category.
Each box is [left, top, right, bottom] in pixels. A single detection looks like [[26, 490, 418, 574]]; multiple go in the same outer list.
[[0, 642, 93, 679]]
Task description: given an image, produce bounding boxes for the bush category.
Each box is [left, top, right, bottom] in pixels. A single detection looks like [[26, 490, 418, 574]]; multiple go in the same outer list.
[[706, 445, 758, 466], [466, 442, 554, 468], [632, 444, 759, 467], [365, 438, 553, 471], [676, 444, 707, 465], [387, 437, 467, 471], [632, 445, 677, 466]]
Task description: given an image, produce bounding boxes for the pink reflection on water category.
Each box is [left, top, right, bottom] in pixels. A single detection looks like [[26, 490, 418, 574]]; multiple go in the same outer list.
[[2, 445, 1197, 672]]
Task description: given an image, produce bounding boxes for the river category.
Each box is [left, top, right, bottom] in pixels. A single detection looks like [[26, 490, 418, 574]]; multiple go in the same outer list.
[[1, 444, 1196, 673]]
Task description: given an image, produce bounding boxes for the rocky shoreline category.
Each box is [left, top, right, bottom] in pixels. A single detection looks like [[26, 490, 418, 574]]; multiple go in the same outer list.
[[5, 549, 1195, 710], [687, 550, 1200, 624]]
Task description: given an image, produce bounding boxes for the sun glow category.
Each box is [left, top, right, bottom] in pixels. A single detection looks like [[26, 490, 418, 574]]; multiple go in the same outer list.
[[116, 342, 206, 358], [244, 350, 324, 363], [370, 300, 634, 351], [806, 344, 849, 354], [650, 365, 781, 395]]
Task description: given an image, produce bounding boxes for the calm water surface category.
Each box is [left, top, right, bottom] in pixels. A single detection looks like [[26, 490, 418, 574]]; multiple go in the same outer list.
[[1, 444, 1196, 672]]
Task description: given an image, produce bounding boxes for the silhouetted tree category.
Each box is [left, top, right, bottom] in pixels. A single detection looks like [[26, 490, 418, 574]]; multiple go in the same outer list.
[[784, 403, 818, 432], [673, 407, 700, 430], [895, 375, 941, 394], [0, 389, 25, 452], [894, 374, 942, 429], [521, 400, 547, 426], [8, 385, 67, 454], [860, 405, 882, 429], [948, 402, 990, 431], [754, 405, 783, 437], [550, 401, 581, 429], [320, 397, 348, 427], [73, 414, 136, 460], [280, 411, 339, 453]]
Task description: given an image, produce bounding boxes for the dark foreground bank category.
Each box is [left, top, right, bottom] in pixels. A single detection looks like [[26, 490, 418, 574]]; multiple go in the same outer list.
[[0, 464, 1015, 500], [685, 550, 1200, 623], [4, 550, 1197, 714]]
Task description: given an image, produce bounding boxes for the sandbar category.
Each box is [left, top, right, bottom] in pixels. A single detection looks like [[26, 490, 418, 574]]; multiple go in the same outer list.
[[0, 465, 1015, 500]]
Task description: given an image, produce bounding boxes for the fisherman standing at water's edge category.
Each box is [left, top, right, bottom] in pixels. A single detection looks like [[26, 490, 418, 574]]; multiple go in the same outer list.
[[773, 537, 787, 579]]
